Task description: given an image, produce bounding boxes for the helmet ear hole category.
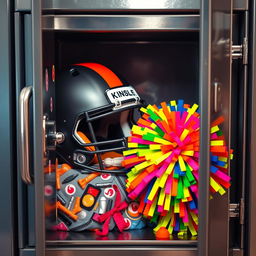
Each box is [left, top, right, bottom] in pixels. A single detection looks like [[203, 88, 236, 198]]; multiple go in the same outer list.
[[70, 68, 80, 77], [76, 131, 98, 164]]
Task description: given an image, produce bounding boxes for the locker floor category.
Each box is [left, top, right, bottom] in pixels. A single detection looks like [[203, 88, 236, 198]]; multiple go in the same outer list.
[[46, 228, 197, 245]]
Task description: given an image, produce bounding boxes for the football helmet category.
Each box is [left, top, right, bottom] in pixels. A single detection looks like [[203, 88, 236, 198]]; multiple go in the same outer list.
[[55, 63, 144, 173]]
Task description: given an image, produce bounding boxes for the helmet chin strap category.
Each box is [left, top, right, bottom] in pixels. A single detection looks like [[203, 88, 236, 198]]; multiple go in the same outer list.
[[56, 149, 128, 174], [71, 148, 127, 174]]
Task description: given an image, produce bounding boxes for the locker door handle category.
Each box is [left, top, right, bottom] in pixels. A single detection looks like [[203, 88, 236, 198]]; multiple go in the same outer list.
[[19, 86, 33, 184]]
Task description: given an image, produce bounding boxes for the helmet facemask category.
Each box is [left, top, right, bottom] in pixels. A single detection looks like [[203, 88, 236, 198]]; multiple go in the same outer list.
[[72, 103, 143, 173]]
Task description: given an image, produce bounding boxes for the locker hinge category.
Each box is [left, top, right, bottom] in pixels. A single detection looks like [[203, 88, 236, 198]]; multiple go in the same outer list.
[[229, 198, 244, 224], [232, 37, 248, 65], [229, 248, 244, 256]]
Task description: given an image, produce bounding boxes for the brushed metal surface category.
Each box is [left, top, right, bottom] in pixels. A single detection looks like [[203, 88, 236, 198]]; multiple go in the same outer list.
[[32, 0, 45, 255], [40, 0, 247, 12], [20, 248, 35, 256], [234, 11, 248, 250], [198, 0, 211, 254], [46, 228, 197, 246], [24, 14, 36, 247], [21, 247, 197, 256], [45, 249, 197, 256], [234, 0, 248, 10], [19, 86, 33, 184], [42, 0, 199, 11], [15, 11, 27, 249], [199, 0, 232, 256], [248, 0, 256, 255], [42, 15, 199, 31], [0, 0, 16, 255], [46, 241, 196, 246], [209, 0, 232, 256], [15, 0, 248, 12], [15, 0, 31, 11]]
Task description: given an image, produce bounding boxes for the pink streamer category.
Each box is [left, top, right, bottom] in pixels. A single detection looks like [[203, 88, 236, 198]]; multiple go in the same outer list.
[[158, 205, 164, 213], [211, 133, 218, 139], [186, 157, 199, 170], [214, 170, 231, 182], [156, 162, 169, 177], [183, 207, 189, 223], [165, 175, 173, 194]]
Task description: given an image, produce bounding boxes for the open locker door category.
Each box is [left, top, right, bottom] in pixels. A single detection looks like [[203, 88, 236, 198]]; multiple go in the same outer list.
[[199, 0, 232, 256], [27, 0, 46, 251], [29, 1, 57, 255]]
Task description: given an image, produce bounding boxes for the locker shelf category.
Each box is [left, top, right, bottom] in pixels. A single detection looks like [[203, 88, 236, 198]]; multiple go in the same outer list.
[[42, 0, 200, 12], [40, 0, 247, 12], [42, 15, 199, 32], [45, 228, 197, 246]]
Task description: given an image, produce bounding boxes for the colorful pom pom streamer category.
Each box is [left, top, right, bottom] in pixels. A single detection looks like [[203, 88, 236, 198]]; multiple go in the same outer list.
[[122, 100, 233, 236]]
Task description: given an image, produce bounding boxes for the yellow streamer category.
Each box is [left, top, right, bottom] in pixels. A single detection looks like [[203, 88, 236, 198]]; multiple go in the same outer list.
[[164, 194, 172, 211], [154, 137, 172, 145], [159, 173, 169, 188], [210, 177, 221, 192], [123, 149, 138, 156], [185, 104, 199, 122], [149, 144, 162, 150], [181, 150, 194, 156], [180, 129, 189, 141], [211, 126, 219, 133], [148, 196, 158, 217], [210, 140, 224, 146], [154, 152, 172, 165], [178, 155, 186, 171], [166, 161, 176, 174], [158, 188, 166, 206], [148, 179, 160, 201], [127, 142, 138, 148], [140, 107, 148, 113], [174, 201, 180, 213], [133, 160, 153, 172]]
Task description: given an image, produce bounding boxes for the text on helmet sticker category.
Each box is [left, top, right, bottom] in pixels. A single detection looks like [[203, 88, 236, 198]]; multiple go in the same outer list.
[[106, 86, 140, 108]]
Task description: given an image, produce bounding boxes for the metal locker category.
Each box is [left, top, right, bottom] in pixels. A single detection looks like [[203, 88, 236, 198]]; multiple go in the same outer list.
[[1, 1, 255, 256]]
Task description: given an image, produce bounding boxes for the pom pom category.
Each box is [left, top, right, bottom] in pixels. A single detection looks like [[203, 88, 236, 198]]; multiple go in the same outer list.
[[122, 100, 233, 236]]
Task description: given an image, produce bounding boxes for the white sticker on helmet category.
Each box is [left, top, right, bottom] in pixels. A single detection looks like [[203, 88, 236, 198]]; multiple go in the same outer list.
[[106, 86, 140, 108]]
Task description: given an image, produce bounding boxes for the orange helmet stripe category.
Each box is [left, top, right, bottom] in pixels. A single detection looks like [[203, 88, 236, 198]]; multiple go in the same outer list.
[[77, 63, 123, 88]]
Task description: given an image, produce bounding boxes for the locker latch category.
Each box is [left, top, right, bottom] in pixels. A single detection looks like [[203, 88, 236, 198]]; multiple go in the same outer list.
[[232, 37, 248, 65], [43, 115, 65, 154], [229, 198, 244, 224]]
